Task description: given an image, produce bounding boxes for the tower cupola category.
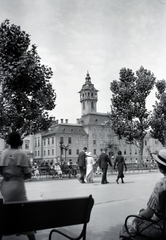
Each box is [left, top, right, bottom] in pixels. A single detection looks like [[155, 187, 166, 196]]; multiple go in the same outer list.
[[79, 72, 98, 116]]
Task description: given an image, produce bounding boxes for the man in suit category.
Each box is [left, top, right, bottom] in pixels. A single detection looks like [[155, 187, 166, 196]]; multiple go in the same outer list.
[[98, 148, 112, 184], [77, 147, 87, 183]]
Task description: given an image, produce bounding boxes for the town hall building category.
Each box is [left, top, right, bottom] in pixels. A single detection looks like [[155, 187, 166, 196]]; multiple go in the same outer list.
[[32, 72, 163, 164]]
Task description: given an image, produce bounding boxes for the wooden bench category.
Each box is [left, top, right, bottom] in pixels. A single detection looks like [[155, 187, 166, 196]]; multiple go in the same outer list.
[[0, 195, 94, 240]]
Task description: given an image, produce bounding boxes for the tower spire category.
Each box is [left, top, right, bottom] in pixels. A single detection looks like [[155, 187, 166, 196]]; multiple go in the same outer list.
[[85, 71, 91, 83]]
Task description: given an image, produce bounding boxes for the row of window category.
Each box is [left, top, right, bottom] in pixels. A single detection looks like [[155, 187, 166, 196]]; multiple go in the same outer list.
[[82, 92, 96, 98], [31, 133, 161, 150], [35, 136, 88, 148], [36, 136, 124, 148], [34, 138, 160, 158], [83, 102, 94, 110], [124, 149, 138, 155], [60, 137, 72, 144], [44, 137, 55, 145], [35, 138, 105, 148], [35, 149, 97, 157]]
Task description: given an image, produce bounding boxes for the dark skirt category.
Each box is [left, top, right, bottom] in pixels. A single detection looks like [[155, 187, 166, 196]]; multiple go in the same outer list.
[[117, 163, 124, 178]]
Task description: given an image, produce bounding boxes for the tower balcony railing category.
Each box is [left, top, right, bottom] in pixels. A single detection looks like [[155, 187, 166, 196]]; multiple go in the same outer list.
[[80, 96, 98, 101]]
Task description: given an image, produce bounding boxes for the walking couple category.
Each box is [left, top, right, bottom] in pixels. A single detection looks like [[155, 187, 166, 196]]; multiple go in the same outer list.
[[77, 147, 95, 183]]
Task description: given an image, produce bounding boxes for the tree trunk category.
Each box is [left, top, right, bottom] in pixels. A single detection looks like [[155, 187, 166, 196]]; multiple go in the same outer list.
[[164, 130, 166, 147], [138, 139, 144, 163]]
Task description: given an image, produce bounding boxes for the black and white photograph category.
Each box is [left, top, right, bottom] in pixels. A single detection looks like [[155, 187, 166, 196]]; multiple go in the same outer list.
[[0, 1, 166, 239]]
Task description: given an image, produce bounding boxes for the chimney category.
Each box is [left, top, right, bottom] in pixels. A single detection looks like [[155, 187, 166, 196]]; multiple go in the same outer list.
[[56, 120, 59, 124], [50, 116, 54, 121], [65, 119, 68, 124], [76, 118, 80, 124], [61, 119, 63, 123]]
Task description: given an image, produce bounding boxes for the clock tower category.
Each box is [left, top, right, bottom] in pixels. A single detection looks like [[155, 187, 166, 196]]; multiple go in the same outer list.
[[79, 72, 98, 116]]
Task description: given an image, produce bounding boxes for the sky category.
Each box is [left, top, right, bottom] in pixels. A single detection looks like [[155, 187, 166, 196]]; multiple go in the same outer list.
[[0, 0, 166, 123]]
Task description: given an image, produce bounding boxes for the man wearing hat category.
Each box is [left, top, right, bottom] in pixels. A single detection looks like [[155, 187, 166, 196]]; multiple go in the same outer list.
[[98, 148, 112, 184], [77, 147, 87, 183]]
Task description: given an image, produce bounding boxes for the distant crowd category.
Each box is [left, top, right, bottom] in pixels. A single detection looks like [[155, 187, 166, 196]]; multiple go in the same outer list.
[[31, 158, 78, 180]]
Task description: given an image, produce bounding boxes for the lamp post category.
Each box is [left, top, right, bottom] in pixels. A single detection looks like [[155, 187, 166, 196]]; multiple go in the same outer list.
[[59, 141, 69, 165], [64, 145, 69, 163], [59, 141, 64, 166]]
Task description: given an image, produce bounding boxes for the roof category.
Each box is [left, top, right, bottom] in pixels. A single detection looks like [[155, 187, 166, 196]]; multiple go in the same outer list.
[[78, 72, 98, 93], [80, 112, 109, 125], [42, 124, 87, 137]]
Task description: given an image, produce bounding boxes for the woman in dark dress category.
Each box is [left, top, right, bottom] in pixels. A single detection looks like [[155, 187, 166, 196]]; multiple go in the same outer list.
[[114, 150, 127, 184]]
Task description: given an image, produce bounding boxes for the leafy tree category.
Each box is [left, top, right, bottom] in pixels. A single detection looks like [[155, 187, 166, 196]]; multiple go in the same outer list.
[[110, 66, 156, 162], [150, 80, 166, 146], [0, 19, 56, 138]]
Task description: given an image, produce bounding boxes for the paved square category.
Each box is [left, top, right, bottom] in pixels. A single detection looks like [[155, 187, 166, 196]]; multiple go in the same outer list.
[[1, 171, 161, 240]]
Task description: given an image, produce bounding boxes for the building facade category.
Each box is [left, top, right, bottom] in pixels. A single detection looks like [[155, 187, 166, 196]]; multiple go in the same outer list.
[[0, 72, 163, 164], [32, 72, 163, 164]]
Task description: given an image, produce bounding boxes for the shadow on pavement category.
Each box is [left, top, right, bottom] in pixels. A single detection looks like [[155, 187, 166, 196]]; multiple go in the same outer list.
[[87, 224, 122, 240]]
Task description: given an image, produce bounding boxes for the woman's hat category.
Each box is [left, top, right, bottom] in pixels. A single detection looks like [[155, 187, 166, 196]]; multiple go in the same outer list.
[[87, 152, 92, 156], [6, 132, 23, 147], [152, 149, 166, 167]]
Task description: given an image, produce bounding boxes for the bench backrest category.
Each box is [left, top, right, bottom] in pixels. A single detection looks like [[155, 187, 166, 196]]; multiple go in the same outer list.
[[0, 195, 94, 235]]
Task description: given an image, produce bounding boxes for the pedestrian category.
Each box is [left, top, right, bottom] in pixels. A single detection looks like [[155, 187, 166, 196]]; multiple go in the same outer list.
[[114, 150, 127, 184], [0, 132, 36, 240], [85, 152, 95, 183], [98, 148, 112, 184], [77, 147, 87, 183], [32, 162, 40, 180], [120, 149, 166, 239], [49, 161, 56, 178], [67, 159, 73, 178], [54, 162, 62, 178]]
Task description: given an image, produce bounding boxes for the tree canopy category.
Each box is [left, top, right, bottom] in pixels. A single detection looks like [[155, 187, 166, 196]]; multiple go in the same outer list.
[[150, 80, 166, 146], [0, 19, 56, 138], [109, 66, 156, 161]]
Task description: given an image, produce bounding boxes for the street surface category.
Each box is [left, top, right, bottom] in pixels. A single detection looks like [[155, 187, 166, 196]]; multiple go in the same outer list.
[[1, 171, 161, 240]]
